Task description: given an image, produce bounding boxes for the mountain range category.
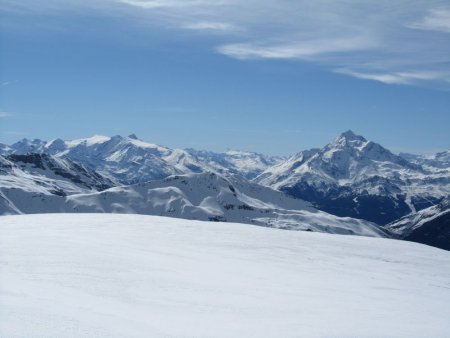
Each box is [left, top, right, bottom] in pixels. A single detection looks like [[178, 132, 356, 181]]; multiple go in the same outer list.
[[0, 153, 383, 237], [0, 134, 283, 183], [256, 130, 450, 224], [1, 130, 449, 249]]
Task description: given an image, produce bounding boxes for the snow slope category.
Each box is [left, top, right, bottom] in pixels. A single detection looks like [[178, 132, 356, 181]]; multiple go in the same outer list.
[[0, 153, 115, 214], [401, 150, 450, 169], [1, 213, 449, 338], [186, 148, 284, 179], [0, 171, 384, 237], [6, 153, 113, 192], [66, 173, 384, 236], [0, 155, 110, 214]]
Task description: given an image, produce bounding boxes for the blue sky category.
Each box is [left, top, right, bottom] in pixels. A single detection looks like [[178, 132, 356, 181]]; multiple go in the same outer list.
[[1, 0, 449, 155]]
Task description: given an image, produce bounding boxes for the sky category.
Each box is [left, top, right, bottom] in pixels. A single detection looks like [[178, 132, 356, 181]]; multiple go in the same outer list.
[[1, 0, 449, 155]]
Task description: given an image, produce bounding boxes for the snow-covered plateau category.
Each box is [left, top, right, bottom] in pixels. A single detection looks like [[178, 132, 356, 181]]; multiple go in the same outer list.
[[1, 213, 449, 338]]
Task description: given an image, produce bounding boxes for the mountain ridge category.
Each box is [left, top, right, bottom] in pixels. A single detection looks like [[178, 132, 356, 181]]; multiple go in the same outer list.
[[1, 131, 449, 228], [0, 165, 385, 237], [383, 196, 450, 250], [1, 134, 284, 183], [255, 130, 450, 224]]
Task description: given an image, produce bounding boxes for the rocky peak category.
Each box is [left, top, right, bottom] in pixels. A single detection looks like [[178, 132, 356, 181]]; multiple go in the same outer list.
[[334, 130, 367, 144]]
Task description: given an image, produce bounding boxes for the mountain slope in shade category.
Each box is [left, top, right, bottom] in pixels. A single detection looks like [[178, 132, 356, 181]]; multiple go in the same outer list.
[[1, 213, 449, 338], [1, 135, 284, 182], [6, 153, 113, 192], [0, 171, 385, 237], [7, 138, 47, 154], [255, 130, 450, 224], [0, 154, 114, 215], [384, 197, 450, 250]]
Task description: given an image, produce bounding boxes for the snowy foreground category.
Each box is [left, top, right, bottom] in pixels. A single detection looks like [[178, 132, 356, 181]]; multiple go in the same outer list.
[[1, 214, 450, 338]]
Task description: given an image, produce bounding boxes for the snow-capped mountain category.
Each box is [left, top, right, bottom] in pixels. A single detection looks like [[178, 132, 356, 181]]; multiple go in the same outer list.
[[7, 153, 114, 192], [384, 197, 450, 250], [0, 171, 384, 237], [400, 150, 450, 169], [0, 153, 114, 214], [255, 130, 450, 224], [1, 131, 449, 236], [46, 134, 192, 183], [0, 134, 283, 183], [7, 138, 47, 154], [186, 149, 284, 179]]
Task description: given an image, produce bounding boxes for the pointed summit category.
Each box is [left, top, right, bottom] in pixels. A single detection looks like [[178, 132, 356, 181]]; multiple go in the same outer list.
[[330, 130, 367, 148], [128, 133, 139, 140], [327, 130, 404, 163], [338, 130, 366, 142]]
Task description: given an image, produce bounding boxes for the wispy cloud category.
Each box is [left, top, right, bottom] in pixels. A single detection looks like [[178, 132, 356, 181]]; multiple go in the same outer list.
[[0, 111, 13, 118], [335, 69, 450, 85], [184, 21, 241, 33], [217, 37, 378, 60], [1, 80, 18, 86], [115, 0, 450, 88], [5, 0, 450, 88], [408, 7, 450, 33], [118, 0, 224, 10]]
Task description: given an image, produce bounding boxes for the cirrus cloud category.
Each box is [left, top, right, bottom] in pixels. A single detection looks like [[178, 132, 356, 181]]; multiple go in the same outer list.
[[335, 69, 450, 85], [4, 0, 450, 88], [0, 111, 12, 118], [217, 37, 379, 60], [114, 0, 450, 88], [408, 7, 450, 33]]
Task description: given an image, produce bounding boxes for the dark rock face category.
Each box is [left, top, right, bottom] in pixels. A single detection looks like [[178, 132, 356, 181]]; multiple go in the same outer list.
[[404, 212, 450, 251], [384, 198, 450, 251], [283, 183, 412, 225], [8, 153, 47, 170], [410, 195, 443, 211], [6, 153, 114, 192], [0, 156, 13, 172]]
